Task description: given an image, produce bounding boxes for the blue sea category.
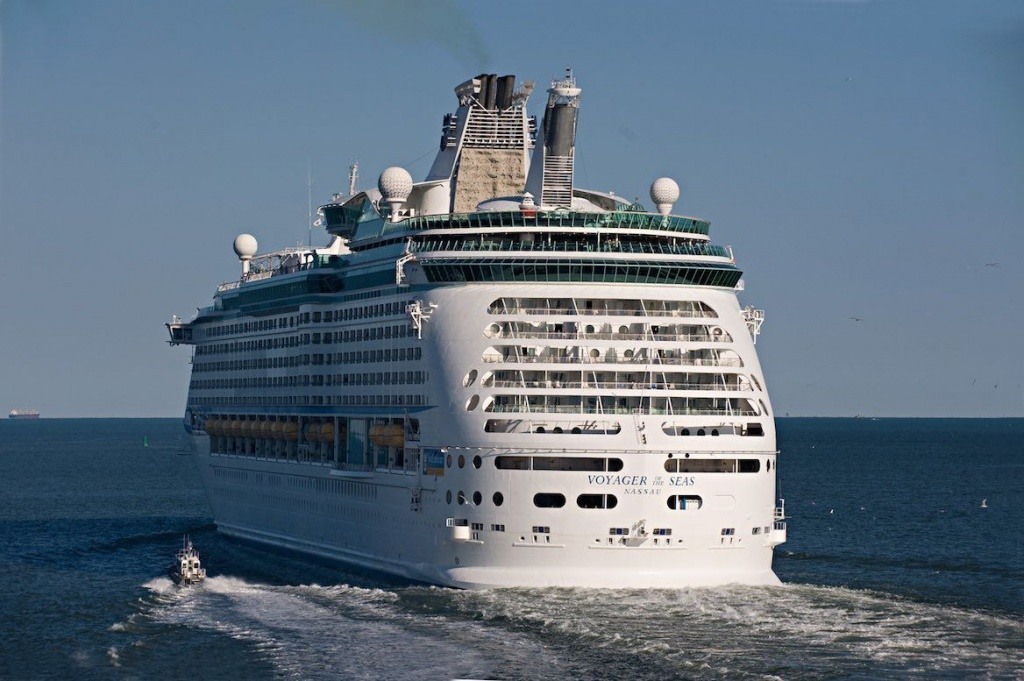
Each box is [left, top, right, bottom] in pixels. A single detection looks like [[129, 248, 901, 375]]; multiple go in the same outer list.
[[0, 418, 1021, 680]]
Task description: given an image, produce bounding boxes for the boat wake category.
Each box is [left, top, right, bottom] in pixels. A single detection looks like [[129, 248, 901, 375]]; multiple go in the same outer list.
[[433, 583, 1024, 679], [134, 575, 566, 680], [118, 578, 1024, 680]]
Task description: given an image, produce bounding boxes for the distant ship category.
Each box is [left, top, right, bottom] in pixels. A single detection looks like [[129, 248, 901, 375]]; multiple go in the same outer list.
[[166, 70, 786, 588], [8, 410, 40, 419]]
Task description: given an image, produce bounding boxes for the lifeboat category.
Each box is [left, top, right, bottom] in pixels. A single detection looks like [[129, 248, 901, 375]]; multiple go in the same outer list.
[[269, 420, 283, 440], [281, 420, 298, 441], [230, 418, 244, 438], [370, 423, 405, 447], [204, 417, 220, 437], [303, 422, 319, 443], [319, 421, 335, 445], [256, 421, 271, 439]]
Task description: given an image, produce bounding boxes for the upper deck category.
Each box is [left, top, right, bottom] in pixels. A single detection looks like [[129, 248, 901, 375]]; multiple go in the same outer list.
[[178, 70, 752, 326]]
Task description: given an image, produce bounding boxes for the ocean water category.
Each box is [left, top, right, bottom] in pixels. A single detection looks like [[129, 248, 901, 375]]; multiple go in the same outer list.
[[0, 417, 1021, 680]]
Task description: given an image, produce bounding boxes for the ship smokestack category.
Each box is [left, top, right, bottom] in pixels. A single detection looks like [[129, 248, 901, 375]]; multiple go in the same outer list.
[[424, 73, 537, 213], [524, 67, 581, 209], [496, 75, 515, 110]]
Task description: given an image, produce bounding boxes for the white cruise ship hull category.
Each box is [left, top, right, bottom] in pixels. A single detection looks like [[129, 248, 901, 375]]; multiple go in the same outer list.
[[190, 282, 783, 589]]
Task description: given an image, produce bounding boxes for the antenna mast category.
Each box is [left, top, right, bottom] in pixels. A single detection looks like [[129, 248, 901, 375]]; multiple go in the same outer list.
[[348, 160, 358, 197]]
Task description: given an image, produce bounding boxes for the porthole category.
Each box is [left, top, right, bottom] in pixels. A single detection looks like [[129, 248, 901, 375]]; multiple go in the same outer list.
[[446, 490, 452, 504], [457, 490, 466, 505], [668, 495, 703, 510], [577, 494, 618, 509], [466, 395, 479, 411], [533, 493, 566, 508], [472, 491, 482, 505], [697, 429, 706, 436], [681, 428, 690, 436], [458, 454, 465, 469], [711, 429, 719, 436], [589, 349, 600, 358], [473, 455, 482, 469], [446, 454, 452, 468], [571, 427, 582, 434], [553, 427, 563, 434], [536, 426, 546, 433], [463, 370, 478, 387], [493, 492, 504, 506], [739, 459, 761, 473], [485, 323, 501, 338]]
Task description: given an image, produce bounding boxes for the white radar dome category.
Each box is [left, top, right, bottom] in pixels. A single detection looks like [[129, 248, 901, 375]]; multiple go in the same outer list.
[[377, 166, 413, 201], [650, 177, 680, 216], [233, 234, 258, 260]]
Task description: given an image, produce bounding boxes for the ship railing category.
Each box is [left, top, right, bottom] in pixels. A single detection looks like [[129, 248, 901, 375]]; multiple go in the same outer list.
[[495, 331, 731, 342], [488, 380, 753, 391], [486, 404, 758, 416], [215, 252, 340, 292], [488, 306, 718, 318], [483, 356, 744, 367], [409, 239, 728, 258], [400, 210, 711, 236], [332, 462, 375, 473]]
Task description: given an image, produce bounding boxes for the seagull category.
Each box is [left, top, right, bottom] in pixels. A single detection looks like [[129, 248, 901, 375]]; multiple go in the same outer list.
[[981, 499, 988, 509], [985, 262, 999, 267], [829, 509, 834, 515], [849, 317, 863, 322]]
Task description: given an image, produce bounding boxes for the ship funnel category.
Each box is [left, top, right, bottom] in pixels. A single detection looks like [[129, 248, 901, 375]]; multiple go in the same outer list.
[[425, 73, 536, 214], [524, 67, 582, 209]]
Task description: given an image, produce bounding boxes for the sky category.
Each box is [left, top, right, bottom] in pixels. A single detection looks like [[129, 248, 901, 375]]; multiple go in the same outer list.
[[1, 0, 1022, 418]]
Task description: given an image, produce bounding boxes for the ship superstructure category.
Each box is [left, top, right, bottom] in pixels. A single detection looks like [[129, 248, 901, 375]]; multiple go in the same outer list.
[[167, 71, 786, 588]]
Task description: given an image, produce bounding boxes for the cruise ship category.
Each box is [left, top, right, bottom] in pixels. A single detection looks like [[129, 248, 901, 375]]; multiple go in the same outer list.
[[167, 71, 786, 588]]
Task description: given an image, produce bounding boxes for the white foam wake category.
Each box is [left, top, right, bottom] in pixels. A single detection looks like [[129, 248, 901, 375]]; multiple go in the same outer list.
[[134, 577, 1023, 679], [441, 583, 1024, 678], [141, 576, 570, 680]]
